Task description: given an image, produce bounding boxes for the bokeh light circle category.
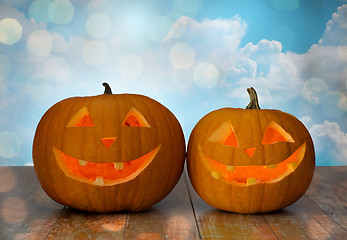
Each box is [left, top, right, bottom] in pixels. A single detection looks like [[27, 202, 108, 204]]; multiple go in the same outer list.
[[0, 18, 22, 45], [322, 91, 347, 117], [29, 0, 50, 23], [82, 40, 108, 66], [169, 42, 195, 69], [193, 62, 220, 89], [303, 78, 328, 104], [0, 131, 21, 159], [86, 12, 112, 39], [48, 0, 74, 24], [1, 197, 27, 224], [27, 30, 53, 58]]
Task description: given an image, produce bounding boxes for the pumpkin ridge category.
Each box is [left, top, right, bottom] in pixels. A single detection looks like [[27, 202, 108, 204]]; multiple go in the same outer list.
[[187, 88, 315, 213], [33, 83, 186, 212]]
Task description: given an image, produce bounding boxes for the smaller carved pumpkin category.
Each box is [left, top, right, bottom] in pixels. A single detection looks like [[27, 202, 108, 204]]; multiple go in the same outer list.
[[33, 83, 185, 212], [187, 88, 315, 213]]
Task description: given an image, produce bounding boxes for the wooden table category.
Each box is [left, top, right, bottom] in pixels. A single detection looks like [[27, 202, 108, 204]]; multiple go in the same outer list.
[[0, 166, 346, 240]]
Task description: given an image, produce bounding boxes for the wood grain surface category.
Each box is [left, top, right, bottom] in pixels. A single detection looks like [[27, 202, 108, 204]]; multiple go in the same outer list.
[[0, 166, 346, 240]]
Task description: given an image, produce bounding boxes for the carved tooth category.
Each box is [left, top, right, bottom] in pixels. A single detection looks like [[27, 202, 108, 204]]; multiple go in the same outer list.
[[226, 165, 235, 171], [94, 177, 104, 186], [264, 164, 277, 169], [247, 177, 257, 185], [288, 162, 298, 171], [210, 171, 219, 179], [114, 162, 124, 170], [79, 160, 87, 166]]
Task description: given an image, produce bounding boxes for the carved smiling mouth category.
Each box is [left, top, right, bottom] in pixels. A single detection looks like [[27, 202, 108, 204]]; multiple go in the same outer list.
[[199, 143, 306, 186], [53, 145, 161, 186]]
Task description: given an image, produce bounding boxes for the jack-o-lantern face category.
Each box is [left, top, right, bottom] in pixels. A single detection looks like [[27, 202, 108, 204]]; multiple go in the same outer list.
[[53, 106, 160, 186], [33, 83, 185, 212], [200, 120, 305, 185], [187, 88, 315, 213]]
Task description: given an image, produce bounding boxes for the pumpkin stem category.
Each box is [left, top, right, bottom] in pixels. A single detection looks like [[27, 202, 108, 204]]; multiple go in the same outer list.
[[103, 82, 113, 94], [246, 87, 261, 109]]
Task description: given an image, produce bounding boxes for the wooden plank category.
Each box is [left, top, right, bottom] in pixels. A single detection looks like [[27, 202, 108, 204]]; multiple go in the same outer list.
[[0, 166, 63, 240], [47, 208, 127, 240], [1, 166, 346, 239], [123, 174, 200, 240], [306, 166, 347, 230], [185, 171, 277, 240], [263, 166, 347, 240], [263, 195, 346, 240]]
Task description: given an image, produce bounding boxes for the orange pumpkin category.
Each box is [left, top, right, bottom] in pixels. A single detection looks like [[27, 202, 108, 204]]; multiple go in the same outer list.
[[33, 83, 185, 212], [187, 88, 315, 213]]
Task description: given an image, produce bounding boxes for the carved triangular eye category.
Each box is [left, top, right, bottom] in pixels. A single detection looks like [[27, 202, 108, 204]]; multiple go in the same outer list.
[[207, 121, 239, 148], [67, 107, 95, 128], [261, 121, 294, 145], [121, 107, 150, 128]]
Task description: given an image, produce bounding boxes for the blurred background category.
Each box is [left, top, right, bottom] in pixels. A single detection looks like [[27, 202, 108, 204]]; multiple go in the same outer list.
[[0, 0, 346, 166]]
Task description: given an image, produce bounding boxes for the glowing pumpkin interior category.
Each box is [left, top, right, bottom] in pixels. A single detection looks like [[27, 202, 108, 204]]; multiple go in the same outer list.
[[201, 121, 305, 186], [54, 106, 160, 186]]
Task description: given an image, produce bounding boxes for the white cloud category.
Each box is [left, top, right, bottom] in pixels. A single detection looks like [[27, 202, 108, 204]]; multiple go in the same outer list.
[[165, 15, 248, 54], [310, 121, 347, 165], [169, 42, 196, 69], [319, 4, 347, 46], [1, 3, 347, 166], [112, 16, 248, 95], [286, 5, 347, 118], [302, 78, 329, 104], [299, 115, 312, 126], [159, 7, 347, 107], [161, 16, 304, 106], [235, 40, 302, 105], [158, 11, 347, 166], [292, 45, 347, 89]]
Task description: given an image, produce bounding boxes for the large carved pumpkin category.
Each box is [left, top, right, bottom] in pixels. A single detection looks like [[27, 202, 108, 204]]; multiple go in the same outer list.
[[33, 83, 185, 212], [187, 88, 315, 213]]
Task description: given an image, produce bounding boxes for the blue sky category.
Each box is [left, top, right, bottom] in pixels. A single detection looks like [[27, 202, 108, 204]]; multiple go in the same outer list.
[[199, 0, 342, 53], [0, 0, 346, 166]]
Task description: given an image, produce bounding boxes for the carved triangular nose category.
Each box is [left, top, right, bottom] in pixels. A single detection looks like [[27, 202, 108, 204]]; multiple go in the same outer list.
[[101, 137, 117, 149], [244, 147, 256, 158]]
